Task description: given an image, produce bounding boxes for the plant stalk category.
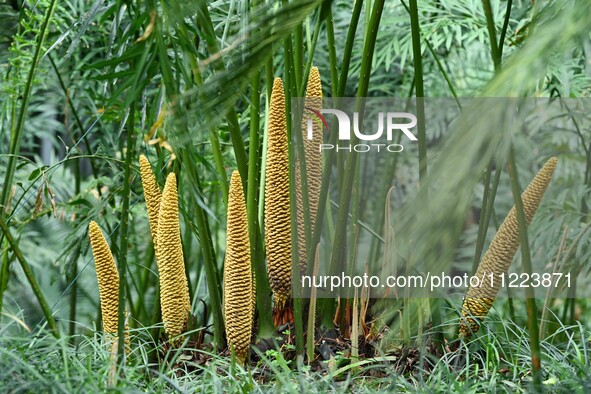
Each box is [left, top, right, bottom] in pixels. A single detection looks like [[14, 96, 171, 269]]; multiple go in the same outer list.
[[116, 103, 136, 363], [248, 68, 274, 338], [507, 147, 542, 389]]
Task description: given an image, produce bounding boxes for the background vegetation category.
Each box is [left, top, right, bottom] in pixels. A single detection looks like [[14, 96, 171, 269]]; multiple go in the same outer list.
[[0, 0, 590, 392]]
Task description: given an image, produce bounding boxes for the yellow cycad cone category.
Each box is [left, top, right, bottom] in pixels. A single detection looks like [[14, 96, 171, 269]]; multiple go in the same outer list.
[[139, 155, 161, 249], [459, 157, 558, 337], [89, 221, 120, 335], [156, 173, 191, 344], [265, 77, 292, 313], [89, 221, 130, 353], [296, 66, 323, 275], [223, 171, 254, 364]]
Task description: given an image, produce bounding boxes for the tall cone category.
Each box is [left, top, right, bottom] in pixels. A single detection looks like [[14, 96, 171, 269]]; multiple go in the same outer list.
[[89, 221, 121, 335], [139, 155, 161, 249], [88, 221, 129, 352], [459, 157, 558, 337], [156, 173, 191, 344], [296, 66, 323, 275], [265, 77, 292, 315], [223, 171, 254, 364]]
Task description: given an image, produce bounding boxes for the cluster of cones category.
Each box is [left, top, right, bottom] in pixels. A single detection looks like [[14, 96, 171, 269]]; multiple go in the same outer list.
[[88, 67, 324, 365]]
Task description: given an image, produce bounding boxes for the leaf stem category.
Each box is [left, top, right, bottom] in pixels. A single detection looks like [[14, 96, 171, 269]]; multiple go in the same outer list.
[[182, 152, 226, 350], [116, 102, 136, 363], [408, 0, 427, 185], [482, 0, 501, 69], [498, 0, 513, 59], [316, 0, 365, 329], [249, 68, 274, 338], [507, 147, 542, 389]]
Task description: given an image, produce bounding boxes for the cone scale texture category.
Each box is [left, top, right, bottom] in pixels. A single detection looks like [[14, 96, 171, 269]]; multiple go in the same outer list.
[[224, 171, 254, 364], [459, 157, 558, 337], [265, 77, 292, 311], [156, 173, 191, 343], [296, 66, 323, 275], [89, 221, 121, 335], [139, 155, 162, 249]]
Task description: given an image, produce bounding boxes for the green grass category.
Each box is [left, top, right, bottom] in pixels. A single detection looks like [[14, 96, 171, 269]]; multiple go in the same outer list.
[[1, 314, 590, 393]]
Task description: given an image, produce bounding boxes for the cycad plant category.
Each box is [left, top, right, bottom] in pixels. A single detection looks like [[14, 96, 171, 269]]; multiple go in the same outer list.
[[1, 1, 590, 390]]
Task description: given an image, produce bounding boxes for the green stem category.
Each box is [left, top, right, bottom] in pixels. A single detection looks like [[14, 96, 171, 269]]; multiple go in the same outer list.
[[68, 107, 82, 340], [182, 151, 225, 350], [325, 8, 339, 98], [191, 51, 229, 208], [409, 0, 441, 345], [471, 162, 502, 274], [316, 0, 364, 329], [67, 244, 81, 341], [123, 273, 137, 325], [227, 111, 249, 187], [298, 5, 323, 96], [137, 246, 155, 323], [367, 83, 413, 272], [423, 38, 461, 109], [209, 131, 229, 207], [116, 103, 136, 363], [294, 4, 326, 278], [472, 162, 492, 272], [507, 147, 542, 389], [337, 0, 364, 96], [498, 0, 513, 59], [248, 69, 274, 337], [322, 0, 385, 330], [347, 161, 361, 298], [181, 211, 195, 306], [0, 217, 59, 338], [294, 24, 303, 85], [482, 0, 501, 69], [283, 18, 305, 355], [306, 246, 319, 364], [266, 56, 274, 100], [0, 250, 8, 319], [408, 0, 427, 185]]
